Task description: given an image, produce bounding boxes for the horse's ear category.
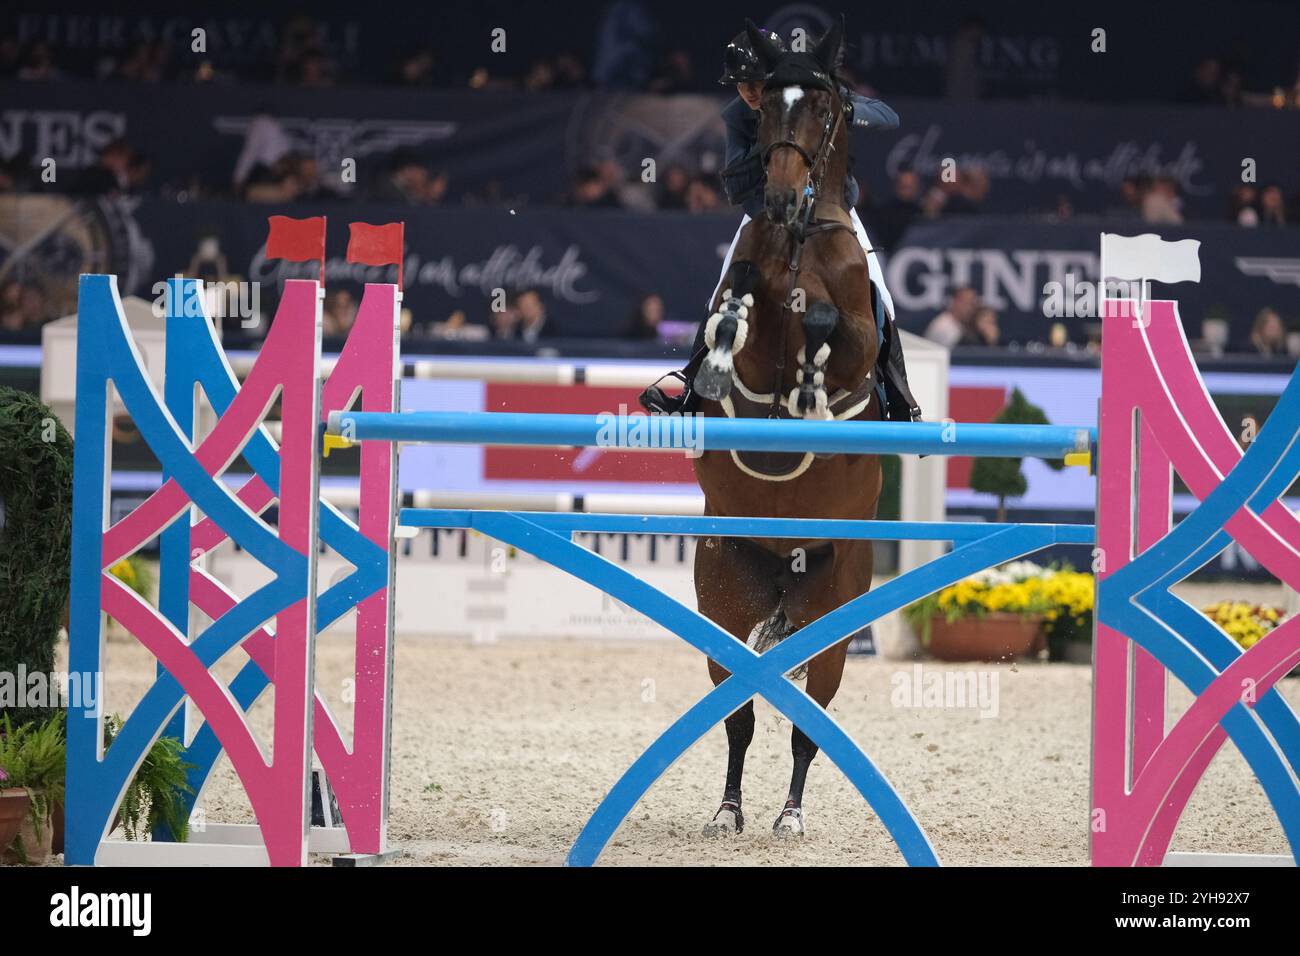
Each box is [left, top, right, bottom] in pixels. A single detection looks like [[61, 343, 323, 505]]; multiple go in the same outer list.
[[744, 19, 782, 70], [814, 15, 845, 72]]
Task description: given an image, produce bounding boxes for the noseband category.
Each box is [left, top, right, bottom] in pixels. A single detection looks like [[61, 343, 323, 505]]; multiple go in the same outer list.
[[760, 90, 845, 212]]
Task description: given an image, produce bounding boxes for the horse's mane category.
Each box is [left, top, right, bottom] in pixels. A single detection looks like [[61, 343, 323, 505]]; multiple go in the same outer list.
[[763, 39, 846, 96]]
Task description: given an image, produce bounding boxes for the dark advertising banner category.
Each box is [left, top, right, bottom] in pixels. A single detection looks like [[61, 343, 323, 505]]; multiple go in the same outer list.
[[883, 218, 1300, 345], [5, 83, 1300, 222], [6, 189, 1296, 346], [857, 100, 1300, 221], [0, 81, 580, 209], [129, 199, 739, 338]]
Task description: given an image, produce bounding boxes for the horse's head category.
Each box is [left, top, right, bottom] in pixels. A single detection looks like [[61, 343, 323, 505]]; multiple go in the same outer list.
[[745, 18, 847, 228]]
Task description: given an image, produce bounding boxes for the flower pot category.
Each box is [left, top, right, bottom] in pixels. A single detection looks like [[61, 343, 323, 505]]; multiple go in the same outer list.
[[51, 801, 64, 856], [0, 789, 31, 855], [2, 794, 52, 864], [925, 613, 1043, 662], [1062, 640, 1092, 665]]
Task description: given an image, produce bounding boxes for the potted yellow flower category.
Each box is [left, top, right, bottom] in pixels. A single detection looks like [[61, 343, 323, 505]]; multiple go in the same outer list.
[[1042, 568, 1096, 663], [904, 562, 1094, 662], [1204, 602, 1286, 652], [106, 556, 154, 632]]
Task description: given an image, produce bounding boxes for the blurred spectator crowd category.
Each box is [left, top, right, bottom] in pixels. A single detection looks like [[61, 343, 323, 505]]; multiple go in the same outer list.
[[8, 124, 1298, 233], [5, 11, 1299, 105], [3, 8, 1299, 219], [858, 167, 1300, 253], [918, 283, 1299, 361]]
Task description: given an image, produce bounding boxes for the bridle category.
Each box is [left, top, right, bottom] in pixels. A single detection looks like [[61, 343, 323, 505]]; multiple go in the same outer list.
[[756, 84, 852, 418], [760, 86, 846, 222]]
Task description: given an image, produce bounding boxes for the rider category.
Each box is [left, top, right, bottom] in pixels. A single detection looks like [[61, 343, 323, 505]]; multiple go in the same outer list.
[[640, 28, 922, 423]]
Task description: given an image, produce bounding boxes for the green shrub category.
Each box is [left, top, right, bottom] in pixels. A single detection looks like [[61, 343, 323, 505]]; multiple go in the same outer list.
[[0, 387, 74, 726]]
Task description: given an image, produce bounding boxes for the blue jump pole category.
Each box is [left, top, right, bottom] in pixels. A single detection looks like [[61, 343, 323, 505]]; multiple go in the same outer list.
[[326, 410, 1094, 460]]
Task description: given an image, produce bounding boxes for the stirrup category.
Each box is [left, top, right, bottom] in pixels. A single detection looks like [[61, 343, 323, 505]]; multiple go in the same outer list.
[[639, 370, 694, 415]]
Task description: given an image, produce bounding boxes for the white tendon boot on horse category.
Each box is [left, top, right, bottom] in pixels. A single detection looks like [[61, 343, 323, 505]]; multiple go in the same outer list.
[[772, 805, 806, 839], [786, 344, 833, 420], [695, 289, 751, 401], [703, 800, 744, 837]]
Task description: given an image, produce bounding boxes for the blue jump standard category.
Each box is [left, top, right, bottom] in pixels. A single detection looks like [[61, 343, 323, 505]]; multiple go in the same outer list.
[[326, 410, 1095, 460]]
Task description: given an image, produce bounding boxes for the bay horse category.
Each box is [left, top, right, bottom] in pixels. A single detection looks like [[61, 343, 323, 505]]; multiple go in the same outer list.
[[691, 19, 882, 838]]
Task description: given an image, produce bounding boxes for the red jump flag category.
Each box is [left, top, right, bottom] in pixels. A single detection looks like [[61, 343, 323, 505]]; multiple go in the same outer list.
[[266, 215, 327, 283], [347, 221, 406, 289]]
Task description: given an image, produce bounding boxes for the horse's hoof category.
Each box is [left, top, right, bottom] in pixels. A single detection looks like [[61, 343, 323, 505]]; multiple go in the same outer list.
[[703, 801, 744, 836], [772, 806, 805, 839], [694, 361, 732, 401]]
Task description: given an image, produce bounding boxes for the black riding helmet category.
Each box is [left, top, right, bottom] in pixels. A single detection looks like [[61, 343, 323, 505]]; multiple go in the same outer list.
[[718, 28, 785, 85]]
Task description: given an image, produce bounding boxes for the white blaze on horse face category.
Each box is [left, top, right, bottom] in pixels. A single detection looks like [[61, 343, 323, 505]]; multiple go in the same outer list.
[[783, 87, 803, 113]]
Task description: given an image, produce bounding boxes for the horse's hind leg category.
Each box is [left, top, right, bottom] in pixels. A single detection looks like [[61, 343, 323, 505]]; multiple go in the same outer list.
[[694, 532, 781, 836], [774, 539, 874, 837]]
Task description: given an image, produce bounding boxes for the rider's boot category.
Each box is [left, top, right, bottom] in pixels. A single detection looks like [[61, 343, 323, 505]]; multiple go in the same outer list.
[[639, 371, 701, 415], [640, 321, 709, 416]]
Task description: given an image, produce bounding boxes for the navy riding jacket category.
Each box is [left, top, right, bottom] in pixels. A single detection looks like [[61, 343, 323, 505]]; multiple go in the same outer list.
[[719, 92, 899, 219]]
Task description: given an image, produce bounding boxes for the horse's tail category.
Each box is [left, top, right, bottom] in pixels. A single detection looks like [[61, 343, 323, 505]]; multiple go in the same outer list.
[[751, 608, 806, 680]]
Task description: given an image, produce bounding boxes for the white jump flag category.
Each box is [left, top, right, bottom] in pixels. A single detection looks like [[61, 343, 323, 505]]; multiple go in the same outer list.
[[1099, 233, 1201, 325], [1100, 233, 1201, 283]]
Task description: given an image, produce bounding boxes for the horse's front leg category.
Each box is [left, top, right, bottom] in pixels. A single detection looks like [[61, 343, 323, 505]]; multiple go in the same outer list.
[[787, 301, 838, 420], [826, 309, 875, 394], [695, 261, 759, 401], [787, 302, 874, 420]]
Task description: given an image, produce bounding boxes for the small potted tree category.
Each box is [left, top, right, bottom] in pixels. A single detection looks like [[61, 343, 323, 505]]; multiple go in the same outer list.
[[0, 387, 72, 860], [969, 388, 1065, 521], [0, 386, 73, 731]]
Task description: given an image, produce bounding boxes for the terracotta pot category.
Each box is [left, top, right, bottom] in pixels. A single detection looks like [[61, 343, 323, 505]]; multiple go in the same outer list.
[[925, 613, 1043, 662], [51, 801, 63, 856], [1062, 640, 1092, 665], [0, 789, 31, 855], [2, 792, 51, 865], [47, 805, 118, 858]]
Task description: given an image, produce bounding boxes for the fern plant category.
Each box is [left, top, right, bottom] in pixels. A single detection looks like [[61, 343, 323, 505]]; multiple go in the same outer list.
[[103, 716, 195, 841], [0, 713, 66, 856]]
